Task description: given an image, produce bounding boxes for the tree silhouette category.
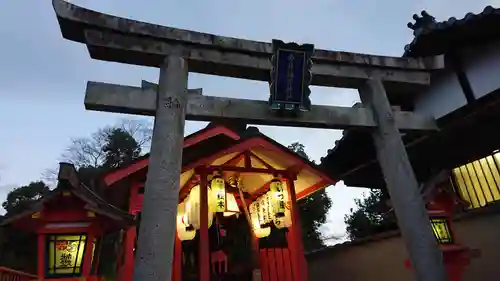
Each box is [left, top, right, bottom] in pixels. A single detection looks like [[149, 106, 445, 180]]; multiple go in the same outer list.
[[344, 189, 397, 240], [287, 142, 332, 251]]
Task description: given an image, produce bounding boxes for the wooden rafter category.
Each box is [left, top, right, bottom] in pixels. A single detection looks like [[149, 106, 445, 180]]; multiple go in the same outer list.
[[244, 151, 252, 169], [248, 151, 276, 171], [178, 174, 199, 202], [220, 151, 246, 166]]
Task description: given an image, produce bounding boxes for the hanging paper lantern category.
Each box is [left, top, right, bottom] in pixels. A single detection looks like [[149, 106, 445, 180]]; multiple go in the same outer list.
[[223, 192, 240, 217], [186, 185, 214, 230], [270, 179, 286, 218], [258, 196, 266, 228], [177, 201, 196, 241], [250, 202, 270, 238], [211, 175, 226, 213], [273, 182, 292, 229], [258, 193, 273, 228]]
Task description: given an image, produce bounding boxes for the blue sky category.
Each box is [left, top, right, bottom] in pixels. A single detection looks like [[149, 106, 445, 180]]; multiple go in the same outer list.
[[0, 0, 496, 242]]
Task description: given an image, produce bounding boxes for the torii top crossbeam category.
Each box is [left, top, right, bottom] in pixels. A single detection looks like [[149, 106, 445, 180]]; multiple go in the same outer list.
[[52, 0, 442, 92]]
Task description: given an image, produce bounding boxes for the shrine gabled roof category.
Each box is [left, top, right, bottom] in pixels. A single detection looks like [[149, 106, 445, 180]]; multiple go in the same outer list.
[[1, 163, 135, 228], [404, 6, 500, 57], [102, 122, 243, 186], [103, 123, 336, 201]]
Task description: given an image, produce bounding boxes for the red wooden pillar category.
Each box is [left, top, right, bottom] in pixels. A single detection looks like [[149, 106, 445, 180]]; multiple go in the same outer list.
[[37, 233, 45, 279], [173, 232, 182, 281], [93, 240, 102, 275], [123, 227, 137, 281], [286, 177, 308, 281], [123, 181, 142, 281], [82, 232, 95, 276], [200, 171, 210, 281]]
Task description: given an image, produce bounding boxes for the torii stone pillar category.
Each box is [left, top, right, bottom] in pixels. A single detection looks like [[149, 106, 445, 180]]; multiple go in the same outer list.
[[132, 54, 188, 281], [359, 79, 447, 281]]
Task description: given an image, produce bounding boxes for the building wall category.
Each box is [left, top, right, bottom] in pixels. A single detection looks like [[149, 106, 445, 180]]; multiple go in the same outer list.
[[460, 40, 500, 100], [413, 68, 467, 120], [413, 41, 500, 119], [307, 212, 500, 281]]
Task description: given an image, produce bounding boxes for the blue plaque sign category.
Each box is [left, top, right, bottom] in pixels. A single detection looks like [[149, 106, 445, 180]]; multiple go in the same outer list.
[[269, 40, 314, 112]]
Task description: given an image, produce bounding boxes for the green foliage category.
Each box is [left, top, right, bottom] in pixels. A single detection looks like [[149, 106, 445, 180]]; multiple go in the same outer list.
[[0, 181, 48, 273], [1, 181, 50, 216], [103, 128, 142, 169], [344, 189, 397, 240], [287, 142, 332, 251], [0, 121, 147, 274]]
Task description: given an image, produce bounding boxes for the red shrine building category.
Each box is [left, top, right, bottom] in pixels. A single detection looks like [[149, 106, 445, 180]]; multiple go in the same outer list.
[[1, 122, 335, 281], [0, 163, 135, 281], [103, 122, 335, 281]]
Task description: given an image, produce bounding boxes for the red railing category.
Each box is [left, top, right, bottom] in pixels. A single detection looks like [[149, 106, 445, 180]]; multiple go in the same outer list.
[[0, 266, 37, 281]]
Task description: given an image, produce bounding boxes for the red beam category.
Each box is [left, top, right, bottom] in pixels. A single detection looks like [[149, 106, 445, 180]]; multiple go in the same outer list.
[[184, 126, 240, 148], [295, 179, 331, 200], [104, 125, 241, 186], [199, 173, 210, 281], [204, 165, 284, 175]]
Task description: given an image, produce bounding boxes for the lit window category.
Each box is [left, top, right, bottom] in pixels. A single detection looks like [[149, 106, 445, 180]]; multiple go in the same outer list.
[[46, 234, 87, 277], [430, 218, 453, 244], [452, 152, 500, 209]]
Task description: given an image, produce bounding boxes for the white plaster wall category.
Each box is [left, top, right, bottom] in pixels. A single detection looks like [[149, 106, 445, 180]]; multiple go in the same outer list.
[[413, 69, 467, 120], [460, 40, 500, 100]]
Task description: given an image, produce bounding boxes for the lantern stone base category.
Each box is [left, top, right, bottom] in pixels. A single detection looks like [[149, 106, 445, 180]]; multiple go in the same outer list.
[[404, 244, 480, 281]]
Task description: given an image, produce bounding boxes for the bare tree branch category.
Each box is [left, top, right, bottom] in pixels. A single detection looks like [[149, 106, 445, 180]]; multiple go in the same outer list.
[[117, 118, 152, 152], [57, 118, 152, 171]]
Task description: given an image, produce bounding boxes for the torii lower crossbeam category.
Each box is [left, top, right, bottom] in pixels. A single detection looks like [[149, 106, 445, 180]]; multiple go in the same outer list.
[[84, 81, 438, 131]]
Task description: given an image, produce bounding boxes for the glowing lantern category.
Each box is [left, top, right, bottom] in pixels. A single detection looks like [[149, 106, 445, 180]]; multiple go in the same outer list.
[[273, 187, 292, 229], [430, 217, 453, 244], [258, 194, 272, 228], [211, 175, 226, 213], [177, 201, 196, 241], [250, 201, 270, 238], [223, 192, 240, 217], [47, 234, 88, 276], [270, 179, 286, 217], [186, 185, 214, 230]]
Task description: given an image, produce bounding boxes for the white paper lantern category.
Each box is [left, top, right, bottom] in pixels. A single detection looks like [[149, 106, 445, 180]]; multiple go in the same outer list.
[[223, 192, 240, 217], [273, 185, 292, 229], [250, 201, 270, 238], [177, 201, 196, 241], [186, 185, 214, 230]]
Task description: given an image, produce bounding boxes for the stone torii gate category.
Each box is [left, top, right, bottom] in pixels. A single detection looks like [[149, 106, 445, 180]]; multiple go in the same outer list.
[[51, 1, 447, 281]]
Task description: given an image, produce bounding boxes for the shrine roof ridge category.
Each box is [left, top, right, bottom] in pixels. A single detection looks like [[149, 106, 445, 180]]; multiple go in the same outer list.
[[52, 0, 442, 72], [0, 163, 135, 227], [404, 5, 500, 57]]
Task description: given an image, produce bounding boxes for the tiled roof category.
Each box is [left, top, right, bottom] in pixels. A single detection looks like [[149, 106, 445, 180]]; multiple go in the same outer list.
[[404, 6, 500, 57], [320, 5, 500, 185]]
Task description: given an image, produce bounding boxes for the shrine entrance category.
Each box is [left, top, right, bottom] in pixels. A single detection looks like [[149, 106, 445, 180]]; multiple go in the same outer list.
[[52, 1, 449, 280], [103, 123, 334, 281]]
